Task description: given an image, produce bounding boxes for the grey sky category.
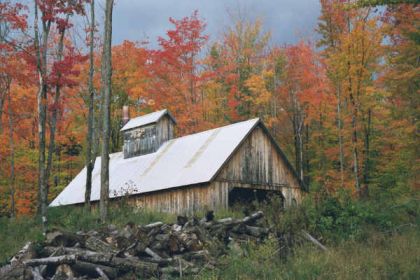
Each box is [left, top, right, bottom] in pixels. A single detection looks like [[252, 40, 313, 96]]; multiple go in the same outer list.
[[109, 0, 321, 47]]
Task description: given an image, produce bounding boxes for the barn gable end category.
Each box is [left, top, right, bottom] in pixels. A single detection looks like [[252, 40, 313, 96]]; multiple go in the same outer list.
[[212, 123, 303, 208], [129, 123, 303, 214]]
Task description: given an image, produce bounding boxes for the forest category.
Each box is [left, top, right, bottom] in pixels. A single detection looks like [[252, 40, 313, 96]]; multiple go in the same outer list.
[[0, 0, 419, 278]]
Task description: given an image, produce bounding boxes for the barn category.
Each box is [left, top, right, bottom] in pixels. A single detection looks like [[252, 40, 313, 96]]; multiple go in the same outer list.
[[49, 109, 305, 214]]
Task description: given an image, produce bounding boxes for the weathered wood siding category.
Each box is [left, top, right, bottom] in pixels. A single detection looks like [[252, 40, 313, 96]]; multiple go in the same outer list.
[[156, 115, 175, 147], [128, 183, 227, 215], [118, 123, 302, 214], [215, 125, 302, 206], [123, 115, 175, 159]]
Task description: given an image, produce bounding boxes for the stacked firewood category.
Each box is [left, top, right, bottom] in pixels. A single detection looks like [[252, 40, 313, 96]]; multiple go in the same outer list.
[[0, 211, 269, 279]]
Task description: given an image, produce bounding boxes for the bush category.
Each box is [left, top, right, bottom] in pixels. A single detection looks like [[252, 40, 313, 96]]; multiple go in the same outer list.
[[195, 229, 420, 280], [263, 189, 420, 245]]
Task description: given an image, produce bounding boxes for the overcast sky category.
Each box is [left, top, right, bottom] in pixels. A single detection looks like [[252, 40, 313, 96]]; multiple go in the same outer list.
[[104, 0, 321, 48]]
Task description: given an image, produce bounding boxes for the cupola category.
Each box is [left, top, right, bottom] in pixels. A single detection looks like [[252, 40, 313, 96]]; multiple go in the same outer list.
[[121, 109, 176, 159]]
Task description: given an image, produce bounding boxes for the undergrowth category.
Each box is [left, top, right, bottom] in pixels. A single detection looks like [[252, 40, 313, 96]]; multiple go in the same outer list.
[[0, 190, 419, 279], [196, 189, 420, 279], [197, 229, 420, 280], [0, 204, 175, 265]]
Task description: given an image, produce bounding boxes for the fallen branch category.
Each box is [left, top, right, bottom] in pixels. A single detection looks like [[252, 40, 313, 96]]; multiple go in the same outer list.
[[96, 267, 110, 280], [30, 267, 44, 280], [301, 230, 328, 251], [24, 255, 77, 267], [72, 261, 116, 279], [145, 247, 163, 261]]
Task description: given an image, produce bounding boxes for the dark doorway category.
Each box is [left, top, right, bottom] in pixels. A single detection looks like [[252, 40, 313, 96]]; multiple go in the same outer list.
[[228, 187, 284, 210]]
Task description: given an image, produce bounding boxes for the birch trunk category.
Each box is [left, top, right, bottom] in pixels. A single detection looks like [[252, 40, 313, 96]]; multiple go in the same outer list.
[[336, 86, 345, 188], [0, 27, 8, 133], [349, 92, 361, 194], [7, 79, 15, 217], [100, 0, 114, 223], [85, 0, 96, 210], [34, 0, 51, 234], [298, 123, 304, 182], [362, 108, 371, 197], [46, 16, 68, 192], [346, 10, 361, 194], [291, 89, 304, 182], [0, 83, 4, 133]]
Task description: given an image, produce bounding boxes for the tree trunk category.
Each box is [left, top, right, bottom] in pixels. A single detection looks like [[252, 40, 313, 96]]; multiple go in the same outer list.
[[362, 108, 371, 197], [0, 30, 9, 133], [291, 90, 304, 182], [0, 80, 5, 133], [356, 13, 369, 198], [85, 0, 96, 210], [304, 123, 310, 186], [7, 78, 15, 218], [100, 0, 114, 223], [34, 0, 51, 234], [46, 16, 68, 194], [336, 86, 345, 189], [346, 12, 361, 195], [349, 91, 361, 194], [298, 123, 304, 181]]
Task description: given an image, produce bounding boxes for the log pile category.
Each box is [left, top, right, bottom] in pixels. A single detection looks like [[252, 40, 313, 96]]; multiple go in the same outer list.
[[0, 211, 269, 279]]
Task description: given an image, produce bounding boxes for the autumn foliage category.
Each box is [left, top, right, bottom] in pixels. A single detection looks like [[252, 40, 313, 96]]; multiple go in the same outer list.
[[0, 2, 419, 216]]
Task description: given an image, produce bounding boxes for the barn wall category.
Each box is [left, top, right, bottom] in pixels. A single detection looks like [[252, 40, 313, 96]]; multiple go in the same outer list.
[[123, 124, 157, 158], [156, 115, 175, 146], [215, 125, 302, 206], [128, 183, 227, 215], [123, 115, 175, 159]]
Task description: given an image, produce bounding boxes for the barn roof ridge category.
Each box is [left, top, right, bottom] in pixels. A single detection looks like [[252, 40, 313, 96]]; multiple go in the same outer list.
[[100, 117, 261, 162], [120, 108, 177, 132]]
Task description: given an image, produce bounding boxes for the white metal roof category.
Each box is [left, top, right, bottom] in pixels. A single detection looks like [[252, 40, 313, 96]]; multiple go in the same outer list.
[[120, 109, 175, 131], [50, 118, 260, 207]]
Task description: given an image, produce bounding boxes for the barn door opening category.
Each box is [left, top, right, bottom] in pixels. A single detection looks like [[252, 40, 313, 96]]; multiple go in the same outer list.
[[228, 187, 284, 210]]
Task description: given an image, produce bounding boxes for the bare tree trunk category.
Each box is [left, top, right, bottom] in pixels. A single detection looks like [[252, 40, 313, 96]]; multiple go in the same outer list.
[[346, 11, 361, 195], [0, 83, 5, 133], [298, 122, 304, 181], [34, 0, 51, 234], [100, 0, 114, 223], [292, 115, 304, 182], [6, 78, 15, 218], [0, 25, 10, 133], [46, 16, 69, 194], [362, 108, 371, 197], [336, 86, 345, 189], [304, 123, 310, 185], [85, 0, 96, 210], [291, 90, 304, 182], [349, 91, 361, 194], [356, 12, 370, 198], [293, 116, 300, 175]]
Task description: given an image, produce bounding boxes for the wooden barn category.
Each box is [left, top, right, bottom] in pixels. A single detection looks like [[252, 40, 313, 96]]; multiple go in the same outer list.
[[50, 109, 305, 214]]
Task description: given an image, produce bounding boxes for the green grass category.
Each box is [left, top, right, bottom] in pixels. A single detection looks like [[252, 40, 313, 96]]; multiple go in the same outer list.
[[47, 204, 175, 231], [196, 229, 420, 280], [1, 194, 419, 279], [0, 205, 175, 265], [0, 215, 43, 265]]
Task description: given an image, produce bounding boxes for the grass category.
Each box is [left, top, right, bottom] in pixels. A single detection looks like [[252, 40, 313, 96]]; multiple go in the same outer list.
[[0, 205, 175, 265], [0, 215, 43, 265], [196, 229, 420, 280], [1, 195, 419, 279]]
